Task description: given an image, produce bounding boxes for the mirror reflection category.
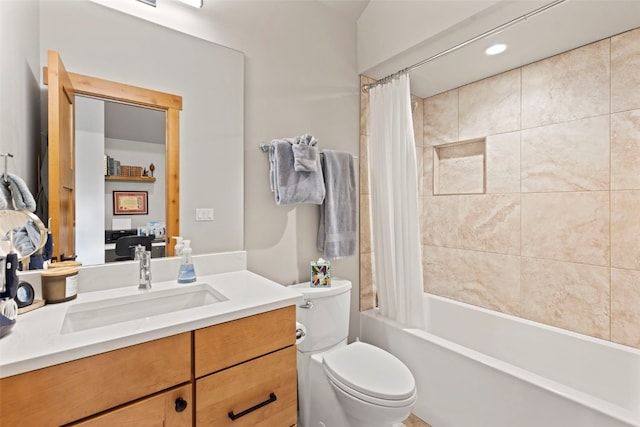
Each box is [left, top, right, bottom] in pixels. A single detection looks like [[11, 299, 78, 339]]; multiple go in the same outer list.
[[44, 49, 182, 267], [5, 0, 245, 270], [36, 0, 246, 262], [0, 210, 47, 266], [75, 97, 167, 266]]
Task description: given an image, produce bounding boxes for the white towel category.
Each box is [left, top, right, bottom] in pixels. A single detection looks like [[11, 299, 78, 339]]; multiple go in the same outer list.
[[269, 140, 325, 205], [317, 150, 356, 259]]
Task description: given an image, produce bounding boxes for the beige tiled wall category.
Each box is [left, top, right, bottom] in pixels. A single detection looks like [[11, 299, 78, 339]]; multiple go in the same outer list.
[[360, 27, 640, 350], [419, 27, 640, 349], [359, 75, 376, 312]]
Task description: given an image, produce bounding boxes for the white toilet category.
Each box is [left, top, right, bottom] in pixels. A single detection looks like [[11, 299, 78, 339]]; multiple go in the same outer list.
[[291, 279, 417, 427]]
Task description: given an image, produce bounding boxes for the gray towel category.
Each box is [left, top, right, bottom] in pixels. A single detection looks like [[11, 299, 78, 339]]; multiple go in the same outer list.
[[5, 173, 36, 212], [269, 140, 325, 205], [292, 144, 319, 172], [288, 133, 317, 146], [281, 133, 319, 172], [0, 181, 12, 209], [317, 150, 356, 259], [2, 221, 42, 256]]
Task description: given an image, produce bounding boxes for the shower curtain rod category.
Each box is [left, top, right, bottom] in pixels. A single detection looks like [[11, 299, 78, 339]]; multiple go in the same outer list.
[[362, 0, 566, 91]]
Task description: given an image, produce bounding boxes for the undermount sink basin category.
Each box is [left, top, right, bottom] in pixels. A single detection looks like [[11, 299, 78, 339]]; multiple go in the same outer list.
[[61, 283, 227, 334]]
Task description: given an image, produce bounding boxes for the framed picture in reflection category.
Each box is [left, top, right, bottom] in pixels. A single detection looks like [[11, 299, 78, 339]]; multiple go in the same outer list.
[[113, 191, 148, 215]]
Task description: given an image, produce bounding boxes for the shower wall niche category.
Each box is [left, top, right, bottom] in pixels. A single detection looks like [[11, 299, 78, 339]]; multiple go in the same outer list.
[[433, 138, 486, 195]]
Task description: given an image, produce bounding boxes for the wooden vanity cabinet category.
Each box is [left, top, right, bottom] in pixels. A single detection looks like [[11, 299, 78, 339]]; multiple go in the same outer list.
[[0, 332, 191, 427], [0, 306, 297, 427], [194, 306, 297, 427]]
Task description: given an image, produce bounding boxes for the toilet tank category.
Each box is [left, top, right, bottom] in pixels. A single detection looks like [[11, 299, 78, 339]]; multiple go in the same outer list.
[[289, 279, 352, 353]]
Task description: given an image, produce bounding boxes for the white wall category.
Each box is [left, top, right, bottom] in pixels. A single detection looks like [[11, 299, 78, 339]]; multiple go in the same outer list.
[[210, 2, 361, 339], [0, 0, 40, 193], [75, 96, 105, 265], [90, 0, 361, 338]]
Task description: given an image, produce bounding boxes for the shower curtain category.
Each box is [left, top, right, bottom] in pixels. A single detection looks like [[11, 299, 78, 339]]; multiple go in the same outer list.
[[368, 73, 424, 328]]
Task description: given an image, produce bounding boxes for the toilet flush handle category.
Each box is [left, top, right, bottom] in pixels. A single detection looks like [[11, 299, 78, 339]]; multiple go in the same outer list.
[[299, 299, 313, 309], [296, 327, 306, 340]]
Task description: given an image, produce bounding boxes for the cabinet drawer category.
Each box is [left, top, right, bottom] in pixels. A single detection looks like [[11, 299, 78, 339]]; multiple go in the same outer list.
[[194, 306, 295, 377], [196, 345, 297, 427], [0, 332, 191, 427], [71, 383, 192, 427]]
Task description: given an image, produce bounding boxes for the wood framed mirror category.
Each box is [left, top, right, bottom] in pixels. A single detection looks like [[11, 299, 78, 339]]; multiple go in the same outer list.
[[45, 50, 180, 261]]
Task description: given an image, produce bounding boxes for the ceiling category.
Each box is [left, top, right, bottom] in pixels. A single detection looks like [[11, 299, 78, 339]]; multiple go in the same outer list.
[[359, 0, 640, 98], [102, 0, 640, 126], [318, 0, 369, 21], [74, 97, 165, 145], [104, 101, 165, 145]]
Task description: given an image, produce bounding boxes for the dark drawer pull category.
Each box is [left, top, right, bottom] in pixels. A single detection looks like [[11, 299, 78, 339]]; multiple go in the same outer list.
[[228, 392, 277, 421], [175, 397, 188, 413]]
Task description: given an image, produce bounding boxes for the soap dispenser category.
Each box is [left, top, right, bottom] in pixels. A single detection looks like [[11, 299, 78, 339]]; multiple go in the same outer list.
[[177, 240, 196, 284], [172, 236, 184, 256]]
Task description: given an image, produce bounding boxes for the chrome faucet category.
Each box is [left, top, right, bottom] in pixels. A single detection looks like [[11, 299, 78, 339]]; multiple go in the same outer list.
[[136, 245, 152, 290]]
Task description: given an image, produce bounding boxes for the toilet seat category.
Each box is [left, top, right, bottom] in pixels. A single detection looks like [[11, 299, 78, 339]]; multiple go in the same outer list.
[[322, 341, 416, 408]]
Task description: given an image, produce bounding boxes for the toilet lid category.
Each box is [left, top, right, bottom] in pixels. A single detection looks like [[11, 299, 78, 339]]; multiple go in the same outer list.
[[322, 341, 415, 402]]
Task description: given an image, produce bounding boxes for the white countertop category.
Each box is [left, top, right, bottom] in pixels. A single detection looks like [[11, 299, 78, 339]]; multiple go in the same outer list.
[[0, 270, 303, 378]]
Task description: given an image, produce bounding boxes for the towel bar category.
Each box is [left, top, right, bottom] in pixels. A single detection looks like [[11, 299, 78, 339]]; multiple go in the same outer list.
[[1, 153, 14, 183]]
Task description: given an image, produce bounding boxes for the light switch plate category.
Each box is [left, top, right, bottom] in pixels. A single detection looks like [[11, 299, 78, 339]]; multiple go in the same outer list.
[[195, 208, 214, 221]]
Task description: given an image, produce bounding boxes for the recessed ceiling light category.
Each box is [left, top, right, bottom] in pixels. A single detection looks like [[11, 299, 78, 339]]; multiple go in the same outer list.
[[485, 43, 507, 56]]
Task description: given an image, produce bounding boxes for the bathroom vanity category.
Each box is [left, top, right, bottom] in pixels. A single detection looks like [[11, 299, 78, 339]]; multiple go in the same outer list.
[[0, 268, 301, 427]]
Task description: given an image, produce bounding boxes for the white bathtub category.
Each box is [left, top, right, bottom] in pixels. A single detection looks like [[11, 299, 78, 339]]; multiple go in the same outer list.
[[360, 293, 640, 427]]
